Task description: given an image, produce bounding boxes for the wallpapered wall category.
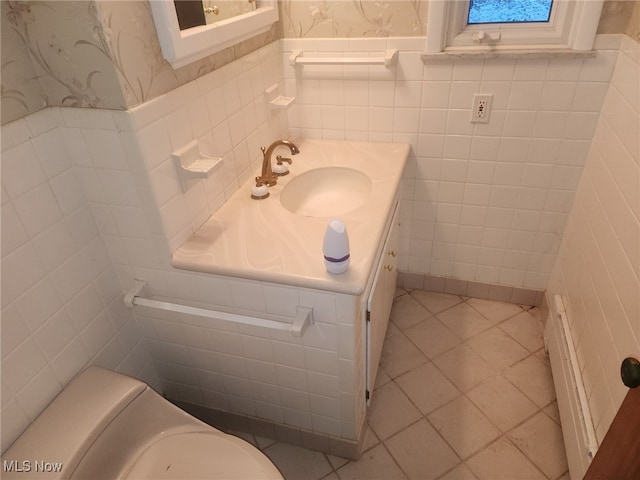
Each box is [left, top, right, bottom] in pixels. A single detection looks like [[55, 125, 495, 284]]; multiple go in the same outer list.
[[1, 0, 639, 125], [278, 0, 426, 38], [0, 0, 277, 124]]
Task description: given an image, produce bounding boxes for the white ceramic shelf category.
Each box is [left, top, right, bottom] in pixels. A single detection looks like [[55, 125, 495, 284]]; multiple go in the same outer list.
[[172, 140, 222, 191], [265, 83, 295, 110]]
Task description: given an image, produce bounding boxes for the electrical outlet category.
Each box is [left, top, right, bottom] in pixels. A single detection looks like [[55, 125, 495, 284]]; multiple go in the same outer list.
[[471, 94, 492, 123]]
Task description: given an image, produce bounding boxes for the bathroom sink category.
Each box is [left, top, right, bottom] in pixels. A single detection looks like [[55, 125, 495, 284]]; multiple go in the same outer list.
[[280, 167, 373, 217]]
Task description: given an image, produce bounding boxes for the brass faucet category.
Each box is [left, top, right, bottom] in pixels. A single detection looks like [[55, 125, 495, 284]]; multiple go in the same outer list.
[[255, 139, 300, 188]]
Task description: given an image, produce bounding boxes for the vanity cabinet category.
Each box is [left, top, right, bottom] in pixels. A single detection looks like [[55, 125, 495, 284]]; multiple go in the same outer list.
[[365, 201, 400, 403], [162, 139, 409, 454]]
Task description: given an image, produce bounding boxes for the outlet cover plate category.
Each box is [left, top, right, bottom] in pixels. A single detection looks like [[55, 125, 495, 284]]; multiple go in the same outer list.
[[471, 94, 493, 123]]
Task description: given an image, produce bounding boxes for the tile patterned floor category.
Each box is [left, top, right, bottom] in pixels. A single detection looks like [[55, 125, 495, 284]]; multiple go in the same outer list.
[[232, 289, 569, 480]]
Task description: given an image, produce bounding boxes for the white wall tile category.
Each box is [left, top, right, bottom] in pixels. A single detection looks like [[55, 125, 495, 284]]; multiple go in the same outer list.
[[17, 366, 62, 423], [508, 81, 543, 110], [533, 111, 568, 138], [1, 243, 47, 307], [110, 204, 152, 238], [1, 203, 28, 256], [81, 129, 128, 170], [443, 135, 472, 159], [135, 119, 173, 171], [571, 82, 610, 112], [49, 170, 85, 214], [473, 110, 506, 137], [482, 58, 516, 81], [493, 163, 524, 186], [564, 112, 600, 140], [514, 58, 548, 81], [423, 60, 453, 81], [97, 169, 140, 207], [1, 119, 31, 152], [0, 113, 156, 450], [503, 111, 536, 137], [304, 347, 339, 375], [420, 109, 448, 134], [1, 142, 48, 199], [539, 82, 577, 111], [13, 184, 63, 237], [2, 338, 48, 394], [1, 305, 30, 359], [446, 110, 474, 135], [470, 137, 501, 162], [32, 129, 72, 179], [453, 59, 484, 80], [449, 81, 481, 109]]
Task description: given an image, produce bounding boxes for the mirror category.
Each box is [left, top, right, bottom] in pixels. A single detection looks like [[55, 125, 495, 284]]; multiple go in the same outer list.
[[150, 0, 278, 69]]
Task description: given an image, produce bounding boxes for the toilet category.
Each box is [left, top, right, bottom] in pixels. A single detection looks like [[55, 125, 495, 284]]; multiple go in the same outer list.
[[1, 367, 284, 479]]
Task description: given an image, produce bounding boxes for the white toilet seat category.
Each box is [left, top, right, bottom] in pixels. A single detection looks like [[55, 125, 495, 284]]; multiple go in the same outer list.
[[124, 431, 283, 479]]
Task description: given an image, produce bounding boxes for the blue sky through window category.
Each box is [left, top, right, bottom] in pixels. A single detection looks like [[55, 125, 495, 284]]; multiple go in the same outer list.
[[468, 0, 553, 24]]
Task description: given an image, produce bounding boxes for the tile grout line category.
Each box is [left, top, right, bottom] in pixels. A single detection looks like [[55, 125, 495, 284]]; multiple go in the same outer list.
[[252, 289, 565, 480], [383, 291, 563, 479]]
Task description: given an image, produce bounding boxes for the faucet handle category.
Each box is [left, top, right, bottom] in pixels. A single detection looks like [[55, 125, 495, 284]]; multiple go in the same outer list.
[[276, 155, 292, 165], [273, 155, 291, 176]]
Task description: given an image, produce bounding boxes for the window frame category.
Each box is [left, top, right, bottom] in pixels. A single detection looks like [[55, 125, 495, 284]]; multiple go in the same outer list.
[[425, 0, 604, 54]]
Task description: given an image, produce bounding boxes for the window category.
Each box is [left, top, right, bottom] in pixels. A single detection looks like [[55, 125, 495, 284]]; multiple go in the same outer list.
[[425, 0, 604, 54], [467, 0, 553, 24]]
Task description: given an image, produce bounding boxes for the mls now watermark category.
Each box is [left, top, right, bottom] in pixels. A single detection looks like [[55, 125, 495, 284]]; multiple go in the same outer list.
[[3, 460, 63, 473]]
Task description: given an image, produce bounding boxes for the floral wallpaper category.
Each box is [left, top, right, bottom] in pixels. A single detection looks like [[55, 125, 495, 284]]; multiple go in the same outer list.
[[598, 0, 640, 40], [2, 0, 639, 125], [0, 0, 277, 124], [1, 1, 126, 120], [279, 0, 426, 38], [92, 1, 178, 107], [1, 1, 45, 122], [624, 0, 640, 42]]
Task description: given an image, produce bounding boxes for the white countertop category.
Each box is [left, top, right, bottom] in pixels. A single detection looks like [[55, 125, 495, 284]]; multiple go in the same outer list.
[[171, 139, 410, 295]]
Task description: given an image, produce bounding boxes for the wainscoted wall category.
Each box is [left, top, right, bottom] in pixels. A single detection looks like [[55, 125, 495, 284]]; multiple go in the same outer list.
[[547, 34, 640, 443], [283, 36, 619, 291], [73, 42, 369, 450], [2, 0, 639, 457], [1, 109, 158, 452], [0, 34, 626, 455]]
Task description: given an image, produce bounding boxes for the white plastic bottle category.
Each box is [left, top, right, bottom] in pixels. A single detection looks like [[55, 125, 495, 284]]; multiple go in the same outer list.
[[323, 218, 350, 274]]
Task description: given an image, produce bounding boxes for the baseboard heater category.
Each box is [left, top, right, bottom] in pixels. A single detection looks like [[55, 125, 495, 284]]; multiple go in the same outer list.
[[545, 294, 598, 480]]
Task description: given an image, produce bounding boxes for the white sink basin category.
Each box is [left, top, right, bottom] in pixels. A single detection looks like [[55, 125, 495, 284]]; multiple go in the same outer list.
[[280, 167, 373, 217]]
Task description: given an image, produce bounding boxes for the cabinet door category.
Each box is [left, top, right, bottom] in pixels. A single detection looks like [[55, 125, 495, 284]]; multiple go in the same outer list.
[[366, 203, 400, 403]]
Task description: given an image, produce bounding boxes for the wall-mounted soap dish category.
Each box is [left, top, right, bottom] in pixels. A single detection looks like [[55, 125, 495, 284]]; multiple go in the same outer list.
[[265, 83, 294, 110], [172, 140, 222, 191]]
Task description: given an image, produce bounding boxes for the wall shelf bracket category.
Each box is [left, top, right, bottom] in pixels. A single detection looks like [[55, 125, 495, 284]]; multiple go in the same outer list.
[[293, 307, 314, 337]]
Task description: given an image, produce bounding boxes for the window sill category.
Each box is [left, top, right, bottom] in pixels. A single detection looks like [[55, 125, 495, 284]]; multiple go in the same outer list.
[[421, 47, 597, 61]]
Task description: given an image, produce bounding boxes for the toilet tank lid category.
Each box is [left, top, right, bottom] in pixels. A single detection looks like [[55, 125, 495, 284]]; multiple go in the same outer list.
[[2, 367, 146, 480]]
